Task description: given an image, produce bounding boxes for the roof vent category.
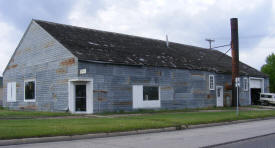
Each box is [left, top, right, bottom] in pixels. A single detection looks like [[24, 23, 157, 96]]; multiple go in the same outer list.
[[166, 34, 169, 48]]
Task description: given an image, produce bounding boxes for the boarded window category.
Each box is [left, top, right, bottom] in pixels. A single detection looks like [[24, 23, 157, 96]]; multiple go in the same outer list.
[[143, 86, 159, 101], [243, 78, 248, 91], [209, 75, 215, 90], [7, 82, 16, 102], [25, 80, 35, 101]]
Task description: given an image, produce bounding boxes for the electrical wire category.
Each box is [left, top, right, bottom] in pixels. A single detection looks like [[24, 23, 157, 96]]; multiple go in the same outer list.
[[217, 47, 232, 61], [212, 43, 231, 49]]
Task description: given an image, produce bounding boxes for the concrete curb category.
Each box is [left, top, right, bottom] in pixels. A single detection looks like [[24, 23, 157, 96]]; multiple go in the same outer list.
[[1, 117, 275, 146]]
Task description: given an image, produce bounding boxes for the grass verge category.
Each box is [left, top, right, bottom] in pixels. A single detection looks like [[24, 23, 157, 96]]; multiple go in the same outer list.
[[0, 108, 71, 119], [1, 110, 275, 140]]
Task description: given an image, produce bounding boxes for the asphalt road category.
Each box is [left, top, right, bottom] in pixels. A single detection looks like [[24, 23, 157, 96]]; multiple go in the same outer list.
[[2, 119, 275, 148], [213, 133, 275, 148]]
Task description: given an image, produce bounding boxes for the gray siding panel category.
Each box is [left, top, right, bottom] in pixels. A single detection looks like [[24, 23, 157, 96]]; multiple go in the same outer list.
[[3, 21, 78, 111], [78, 61, 253, 113]]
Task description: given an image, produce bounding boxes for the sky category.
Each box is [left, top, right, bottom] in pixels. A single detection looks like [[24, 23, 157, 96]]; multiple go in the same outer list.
[[0, 0, 275, 75]]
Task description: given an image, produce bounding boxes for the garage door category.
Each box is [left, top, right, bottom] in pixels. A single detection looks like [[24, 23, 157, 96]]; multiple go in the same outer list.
[[250, 79, 263, 89]]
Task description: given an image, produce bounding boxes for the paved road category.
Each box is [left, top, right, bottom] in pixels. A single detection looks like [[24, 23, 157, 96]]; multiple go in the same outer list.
[[2, 119, 275, 148], [213, 133, 275, 148]]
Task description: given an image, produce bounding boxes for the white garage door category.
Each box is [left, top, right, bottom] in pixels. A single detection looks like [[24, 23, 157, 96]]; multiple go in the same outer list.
[[250, 79, 263, 89]]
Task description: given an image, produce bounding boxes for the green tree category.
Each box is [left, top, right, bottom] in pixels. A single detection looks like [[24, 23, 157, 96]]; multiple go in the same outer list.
[[261, 53, 275, 93]]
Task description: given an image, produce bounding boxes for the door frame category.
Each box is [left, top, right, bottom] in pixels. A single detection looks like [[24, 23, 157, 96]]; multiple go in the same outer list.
[[68, 78, 93, 114], [249, 77, 264, 105], [216, 86, 224, 107]]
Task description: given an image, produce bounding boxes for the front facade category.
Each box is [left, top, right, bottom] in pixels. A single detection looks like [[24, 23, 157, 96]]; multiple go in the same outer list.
[[2, 20, 269, 113]]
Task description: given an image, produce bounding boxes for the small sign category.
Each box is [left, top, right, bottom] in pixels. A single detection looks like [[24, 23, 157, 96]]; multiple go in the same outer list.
[[80, 68, 87, 74], [235, 77, 240, 87]]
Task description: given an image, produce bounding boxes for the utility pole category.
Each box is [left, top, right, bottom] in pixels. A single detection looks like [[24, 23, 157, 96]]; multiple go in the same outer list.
[[230, 18, 239, 107], [205, 38, 215, 49]]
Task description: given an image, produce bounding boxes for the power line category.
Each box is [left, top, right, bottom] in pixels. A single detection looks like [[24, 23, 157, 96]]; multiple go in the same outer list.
[[217, 47, 232, 61], [212, 43, 231, 49], [213, 34, 275, 40]]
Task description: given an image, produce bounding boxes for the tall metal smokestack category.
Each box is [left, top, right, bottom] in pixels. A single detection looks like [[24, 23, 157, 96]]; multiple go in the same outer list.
[[230, 18, 239, 107]]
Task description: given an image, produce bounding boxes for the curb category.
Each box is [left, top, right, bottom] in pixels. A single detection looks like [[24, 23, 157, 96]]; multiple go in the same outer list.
[[1, 117, 275, 146]]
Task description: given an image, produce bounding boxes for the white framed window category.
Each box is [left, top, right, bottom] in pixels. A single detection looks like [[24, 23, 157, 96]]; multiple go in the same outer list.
[[143, 86, 159, 101], [24, 79, 36, 102], [7, 82, 16, 102], [133, 85, 160, 109], [209, 75, 215, 90], [243, 77, 248, 91]]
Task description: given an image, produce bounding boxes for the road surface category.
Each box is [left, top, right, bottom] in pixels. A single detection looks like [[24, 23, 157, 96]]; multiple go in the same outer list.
[[2, 119, 275, 148], [213, 133, 275, 148]]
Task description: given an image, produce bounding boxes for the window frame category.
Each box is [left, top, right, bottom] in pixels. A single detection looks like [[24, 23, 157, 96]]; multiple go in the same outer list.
[[7, 82, 16, 102], [132, 85, 161, 109], [143, 86, 160, 101], [209, 75, 215, 90], [243, 77, 248, 91], [24, 79, 36, 102]]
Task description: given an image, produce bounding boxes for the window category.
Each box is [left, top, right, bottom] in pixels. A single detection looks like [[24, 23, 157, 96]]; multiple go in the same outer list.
[[217, 87, 221, 97], [243, 78, 248, 91], [75, 85, 86, 111], [209, 75, 215, 90], [261, 94, 272, 98], [7, 82, 16, 102], [143, 86, 159, 101], [132, 85, 161, 109], [24, 79, 36, 101]]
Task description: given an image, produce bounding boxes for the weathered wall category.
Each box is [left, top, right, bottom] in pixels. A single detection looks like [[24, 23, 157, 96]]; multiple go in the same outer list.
[[3, 21, 78, 111], [239, 77, 250, 106], [0, 77, 2, 106], [78, 61, 252, 113], [0, 88, 2, 106], [2, 21, 267, 113]]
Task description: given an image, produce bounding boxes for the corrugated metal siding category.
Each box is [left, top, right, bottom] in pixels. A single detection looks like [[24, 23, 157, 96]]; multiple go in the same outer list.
[[78, 61, 252, 113], [2, 21, 266, 112], [3, 21, 78, 111]]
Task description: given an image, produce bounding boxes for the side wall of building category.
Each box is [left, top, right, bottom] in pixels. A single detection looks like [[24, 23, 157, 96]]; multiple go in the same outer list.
[[3, 21, 78, 111], [0, 88, 2, 106], [0, 77, 2, 106], [78, 61, 252, 113]]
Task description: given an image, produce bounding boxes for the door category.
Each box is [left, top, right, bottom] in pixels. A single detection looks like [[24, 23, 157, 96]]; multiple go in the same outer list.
[[251, 88, 261, 105], [75, 85, 86, 112], [249, 78, 264, 105], [216, 86, 223, 107]]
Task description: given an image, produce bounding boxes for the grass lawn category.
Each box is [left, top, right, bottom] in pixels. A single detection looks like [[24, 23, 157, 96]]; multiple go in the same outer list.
[[1, 110, 275, 140], [0, 108, 71, 119]]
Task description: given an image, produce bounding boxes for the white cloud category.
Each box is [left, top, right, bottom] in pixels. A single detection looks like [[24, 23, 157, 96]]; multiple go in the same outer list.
[[67, 0, 218, 41], [0, 15, 22, 75], [0, 0, 270, 75], [67, 0, 273, 71], [240, 37, 275, 70]]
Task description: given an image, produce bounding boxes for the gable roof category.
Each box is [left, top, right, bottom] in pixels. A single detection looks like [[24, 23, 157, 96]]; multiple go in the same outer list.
[[35, 20, 266, 77]]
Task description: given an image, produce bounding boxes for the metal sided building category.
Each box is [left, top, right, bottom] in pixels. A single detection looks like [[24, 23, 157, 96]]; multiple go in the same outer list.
[[2, 20, 269, 113]]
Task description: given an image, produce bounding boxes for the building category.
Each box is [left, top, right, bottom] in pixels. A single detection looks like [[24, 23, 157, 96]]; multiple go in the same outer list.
[[0, 77, 3, 106], [2, 20, 269, 113]]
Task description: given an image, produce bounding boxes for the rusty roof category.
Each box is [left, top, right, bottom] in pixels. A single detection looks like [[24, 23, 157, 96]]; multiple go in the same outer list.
[[35, 20, 266, 77]]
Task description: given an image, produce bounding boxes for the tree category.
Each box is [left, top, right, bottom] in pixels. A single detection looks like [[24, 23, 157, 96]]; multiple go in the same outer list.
[[261, 53, 275, 93]]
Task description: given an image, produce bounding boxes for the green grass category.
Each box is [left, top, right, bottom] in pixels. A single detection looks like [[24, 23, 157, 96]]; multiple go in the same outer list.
[[0, 108, 71, 118], [98, 106, 236, 115], [1, 110, 275, 140]]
